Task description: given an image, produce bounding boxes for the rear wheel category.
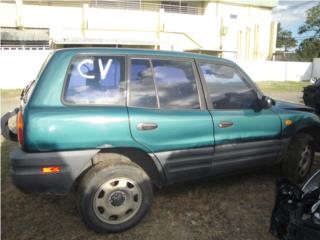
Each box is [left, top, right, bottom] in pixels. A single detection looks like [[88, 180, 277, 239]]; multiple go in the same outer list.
[[77, 162, 153, 233], [282, 133, 314, 183]]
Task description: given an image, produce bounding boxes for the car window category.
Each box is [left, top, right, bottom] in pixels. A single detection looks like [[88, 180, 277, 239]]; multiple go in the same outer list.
[[200, 62, 258, 109], [64, 56, 125, 105], [152, 59, 200, 109], [129, 59, 158, 108]]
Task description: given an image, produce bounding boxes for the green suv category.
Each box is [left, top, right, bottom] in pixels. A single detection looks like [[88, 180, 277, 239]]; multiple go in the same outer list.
[[2, 48, 320, 233]]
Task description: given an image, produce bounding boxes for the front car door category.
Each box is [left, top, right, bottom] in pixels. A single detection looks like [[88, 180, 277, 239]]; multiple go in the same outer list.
[[127, 57, 214, 184], [197, 60, 283, 175]]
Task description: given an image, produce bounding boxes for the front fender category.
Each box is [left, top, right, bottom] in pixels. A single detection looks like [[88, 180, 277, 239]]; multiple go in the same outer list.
[[282, 113, 320, 137]]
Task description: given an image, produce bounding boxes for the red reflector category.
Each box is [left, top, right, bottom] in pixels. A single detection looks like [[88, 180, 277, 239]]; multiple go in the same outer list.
[[41, 166, 61, 173], [17, 110, 24, 145]]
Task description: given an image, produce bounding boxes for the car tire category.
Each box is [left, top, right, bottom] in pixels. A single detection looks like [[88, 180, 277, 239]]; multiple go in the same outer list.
[[77, 161, 153, 233], [282, 133, 315, 183]]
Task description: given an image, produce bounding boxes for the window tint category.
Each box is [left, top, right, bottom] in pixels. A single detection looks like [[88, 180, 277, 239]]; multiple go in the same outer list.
[[152, 60, 200, 109], [64, 56, 125, 105], [200, 63, 258, 109], [129, 59, 158, 108]]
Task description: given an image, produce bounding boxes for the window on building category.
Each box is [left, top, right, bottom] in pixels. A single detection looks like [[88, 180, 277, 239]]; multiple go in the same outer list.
[[129, 59, 158, 108], [200, 62, 258, 109], [230, 14, 237, 19], [93, 0, 141, 10], [160, 1, 203, 15], [152, 59, 200, 109], [64, 56, 126, 105]]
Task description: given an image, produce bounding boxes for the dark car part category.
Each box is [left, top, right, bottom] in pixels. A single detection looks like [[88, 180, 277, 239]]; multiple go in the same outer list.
[[1, 80, 35, 142], [1, 107, 19, 142], [282, 133, 315, 183], [303, 78, 320, 115], [270, 170, 320, 240], [77, 161, 153, 233]]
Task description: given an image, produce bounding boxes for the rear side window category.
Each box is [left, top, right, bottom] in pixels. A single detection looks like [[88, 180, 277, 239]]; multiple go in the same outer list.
[[64, 56, 125, 105], [129, 59, 158, 108], [152, 60, 200, 109]]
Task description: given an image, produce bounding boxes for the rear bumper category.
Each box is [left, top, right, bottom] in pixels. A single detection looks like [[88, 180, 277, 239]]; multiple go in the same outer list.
[[10, 148, 99, 193]]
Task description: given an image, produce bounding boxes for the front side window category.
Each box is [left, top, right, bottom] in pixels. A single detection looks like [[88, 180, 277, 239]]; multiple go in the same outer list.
[[152, 60, 200, 109], [64, 56, 125, 105], [200, 62, 258, 109]]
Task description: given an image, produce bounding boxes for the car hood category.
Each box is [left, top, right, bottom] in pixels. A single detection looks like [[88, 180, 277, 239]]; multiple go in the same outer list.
[[275, 100, 315, 113]]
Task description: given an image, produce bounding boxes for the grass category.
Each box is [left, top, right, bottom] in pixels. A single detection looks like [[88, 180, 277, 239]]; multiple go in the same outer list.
[[1, 89, 22, 99], [1, 139, 17, 178], [256, 81, 309, 92]]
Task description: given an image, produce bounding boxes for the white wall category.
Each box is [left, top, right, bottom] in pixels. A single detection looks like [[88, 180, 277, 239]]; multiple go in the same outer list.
[[312, 58, 320, 78], [0, 50, 52, 89], [0, 50, 317, 89], [236, 60, 313, 81]]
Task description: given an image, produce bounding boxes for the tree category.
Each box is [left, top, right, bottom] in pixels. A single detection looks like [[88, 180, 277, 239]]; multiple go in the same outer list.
[[297, 3, 320, 60], [276, 23, 297, 51], [298, 3, 320, 38], [296, 38, 320, 60]]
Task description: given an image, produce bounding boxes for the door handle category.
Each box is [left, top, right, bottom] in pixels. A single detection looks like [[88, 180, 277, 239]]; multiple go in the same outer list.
[[137, 122, 158, 131], [219, 121, 234, 128]]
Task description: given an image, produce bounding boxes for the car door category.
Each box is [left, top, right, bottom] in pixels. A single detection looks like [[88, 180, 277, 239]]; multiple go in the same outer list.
[[127, 57, 214, 184], [198, 61, 282, 175]]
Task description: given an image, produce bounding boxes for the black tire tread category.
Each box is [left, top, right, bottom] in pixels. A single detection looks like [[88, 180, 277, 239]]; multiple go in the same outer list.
[[77, 161, 153, 233], [282, 133, 314, 183]]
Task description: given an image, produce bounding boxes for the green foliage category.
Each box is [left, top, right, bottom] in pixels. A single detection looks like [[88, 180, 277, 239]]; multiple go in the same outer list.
[[297, 3, 320, 60], [296, 38, 320, 61], [298, 3, 320, 37], [277, 23, 297, 51]]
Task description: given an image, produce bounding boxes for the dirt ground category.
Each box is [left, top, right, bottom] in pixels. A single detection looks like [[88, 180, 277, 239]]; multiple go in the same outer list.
[[1, 84, 319, 240]]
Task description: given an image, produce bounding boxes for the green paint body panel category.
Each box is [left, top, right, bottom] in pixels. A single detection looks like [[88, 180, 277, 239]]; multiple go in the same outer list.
[[128, 108, 214, 152], [22, 48, 320, 154], [211, 109, 282, 145], [272, 101, 320, 139]]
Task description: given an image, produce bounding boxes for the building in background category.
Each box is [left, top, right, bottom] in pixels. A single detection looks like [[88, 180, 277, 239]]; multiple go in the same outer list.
[[0, 0, 278, 60]]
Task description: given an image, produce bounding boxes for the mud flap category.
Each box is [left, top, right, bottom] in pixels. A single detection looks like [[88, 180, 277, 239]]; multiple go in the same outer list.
[[1, 107, 19, 142]]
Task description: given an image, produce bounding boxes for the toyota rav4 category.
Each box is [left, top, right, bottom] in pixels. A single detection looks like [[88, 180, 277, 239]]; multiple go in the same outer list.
[[2, 48, 320, 233]]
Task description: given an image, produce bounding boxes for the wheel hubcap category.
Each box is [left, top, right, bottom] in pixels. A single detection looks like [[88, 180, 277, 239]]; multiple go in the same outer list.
[[109, 191, 126, 207], [298, 145, 313, 178], [93, 178, 142, 224]]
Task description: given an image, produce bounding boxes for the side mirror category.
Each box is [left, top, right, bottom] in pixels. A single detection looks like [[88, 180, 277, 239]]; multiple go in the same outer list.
[[261, 96, 275, 109], [252, 96, 275, 112]]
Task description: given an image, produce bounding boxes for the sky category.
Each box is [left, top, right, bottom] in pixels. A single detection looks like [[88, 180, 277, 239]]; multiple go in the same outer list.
[[272, 0, 319, 43]]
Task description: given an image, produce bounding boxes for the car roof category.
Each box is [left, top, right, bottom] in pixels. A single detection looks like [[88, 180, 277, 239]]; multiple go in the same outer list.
[[55, 47, 234, 65]]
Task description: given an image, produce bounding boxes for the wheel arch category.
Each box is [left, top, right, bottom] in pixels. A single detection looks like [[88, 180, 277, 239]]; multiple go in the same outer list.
[[86, 147, 166, 188], [295, 126, 320, 152]]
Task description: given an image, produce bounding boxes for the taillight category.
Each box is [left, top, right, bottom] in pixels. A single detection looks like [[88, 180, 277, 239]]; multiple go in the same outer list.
[[17, 110, 24, 145]]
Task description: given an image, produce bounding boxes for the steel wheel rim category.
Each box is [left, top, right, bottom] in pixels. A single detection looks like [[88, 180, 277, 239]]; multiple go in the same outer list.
[[298, 145, 313, 178], [93, 177, 142, 224]]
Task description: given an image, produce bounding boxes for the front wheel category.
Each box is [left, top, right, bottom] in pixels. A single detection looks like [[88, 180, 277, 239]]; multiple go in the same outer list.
[[282, 133, 315, 183], [77, 162, 153, 233]]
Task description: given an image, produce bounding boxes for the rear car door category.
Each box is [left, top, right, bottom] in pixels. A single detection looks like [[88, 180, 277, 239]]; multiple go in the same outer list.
[[198, 61, 282, 175], [127, 57, 214, 184]]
